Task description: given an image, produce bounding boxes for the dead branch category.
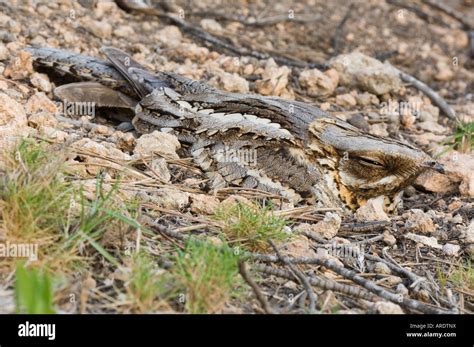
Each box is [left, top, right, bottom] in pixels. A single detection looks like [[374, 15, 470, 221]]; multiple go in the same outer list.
[[421, 0, 472, 30], [470, 31, 474, 59], [252, 253, 455, 314], [114, 2, 327, 69], [364, 252, 426, 290], [160, 12, 326, 69], [340, 220, 390, 233], [254, 263, 376, 301], [238, 260, 276, 314], [268, 240, 317, 313], [151, 222, 188, 241], [386, 0, 441, 26], [188, 11, 322, 27], [331, 3, 355, 55], [350, 234, 385, 245], [397, 69, 456, 119]]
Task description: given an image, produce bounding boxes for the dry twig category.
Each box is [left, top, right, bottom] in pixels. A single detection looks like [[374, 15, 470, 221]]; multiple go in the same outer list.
[[268, 240, 317, 313], [254, 263, 375, 301], [252, 253, 455, 314], [397, 69, 456, 119], [238, 260, 276, 314]]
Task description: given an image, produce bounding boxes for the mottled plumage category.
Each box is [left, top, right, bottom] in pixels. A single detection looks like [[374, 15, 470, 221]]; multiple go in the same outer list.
[[26, 46, 443, 209]]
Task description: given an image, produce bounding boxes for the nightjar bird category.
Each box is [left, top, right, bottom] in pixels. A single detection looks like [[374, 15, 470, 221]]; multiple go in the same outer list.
[[25, 46, 444, 210]]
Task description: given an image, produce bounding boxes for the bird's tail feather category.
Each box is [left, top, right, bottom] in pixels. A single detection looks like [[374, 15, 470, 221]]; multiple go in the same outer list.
[[101, 47, 153, 98]]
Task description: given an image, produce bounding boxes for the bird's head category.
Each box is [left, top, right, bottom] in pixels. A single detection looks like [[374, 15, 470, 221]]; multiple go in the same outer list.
[[308, 118, 444, 208]]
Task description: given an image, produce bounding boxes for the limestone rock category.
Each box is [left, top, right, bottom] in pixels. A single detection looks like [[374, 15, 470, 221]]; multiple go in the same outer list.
[[86, 20, 112, 38], [190, 194, 220, 215], [298, 68, 338, 97], [330, 52, 402, 95], [133, 131, 180, 160], [373, 301, 404, 314], [0, 92, 29, 165], [30, 72, 52, 93], [255, 59, 291, 97], [200, 19, 223, 33], [295, 212, 342, 239], [281, 236, 316, 258], [355, 196, 390, 222], [336, 93, 357, 108], [415, 152, 474, 197], [25, 92, 57, 115], [405, 233, 442, 249], [404, 209, 436, 234], [149, 188, 190, 210], [216, 71, 249, 93], [461, 220, 474, 244], [71, 138, 131, 176], [4, 50, 33, 80], [442, 243, 460, 257]]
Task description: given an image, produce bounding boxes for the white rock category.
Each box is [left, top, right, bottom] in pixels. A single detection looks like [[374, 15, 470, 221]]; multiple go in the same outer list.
[[0, 289, 14, 314], [71, 138, 131, 175], [255, 59, 292, 97], [30, 72, 52, 92], [295, 212, 342, 239], [133, 131, 180, 160], [215, 71, 249, 93], [396, 283, 409, 296], [373, 262, 391, 275], [330, 51, 402, 95], [113, 25, 134, 38], [149, 188, 190, 209], [281, 236, 316, 258], [299, 68, 338, 97], [415, 152, 474, 197], [373, 301, 404, 314], [190, 194, 220, 215], [148, 157, 171, 182], [28, 111, 58, 128], [4, 50, 33, 80], [369, 123, 389, 137], [383, 231, 397, 246], [200, 19, 223, 33], [336, 93, 357, 107], [0, 44, 8, 61], [38, 125, 68, 142], [355, 196, 390, 222], [416, 120, 448, 134], [86, 20, 112, 38], [356, 92, 379, 106], [405, 233, 442, 249], [0, 93, 29, 166], [156, 25, 182, 47], [220, 195, 253, 208], [461, 220, 474, 244], [442, 243, 460, 257], [404, 209, 436, 234], [25, 92, 57, 115]]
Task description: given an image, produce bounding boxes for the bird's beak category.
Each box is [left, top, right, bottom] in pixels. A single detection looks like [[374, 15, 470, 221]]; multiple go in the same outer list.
[[422, 161, 445, 174]]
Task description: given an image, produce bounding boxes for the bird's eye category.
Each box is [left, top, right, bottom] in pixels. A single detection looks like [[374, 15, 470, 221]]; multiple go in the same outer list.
[[355, 156, 384, 167]]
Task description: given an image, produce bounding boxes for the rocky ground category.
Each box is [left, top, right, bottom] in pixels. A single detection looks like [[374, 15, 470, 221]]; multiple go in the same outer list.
[[0, 0, 473, 314]]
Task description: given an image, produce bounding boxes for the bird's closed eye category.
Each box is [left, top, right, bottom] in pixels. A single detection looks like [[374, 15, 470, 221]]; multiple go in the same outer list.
[[355, 156, 384, 167]]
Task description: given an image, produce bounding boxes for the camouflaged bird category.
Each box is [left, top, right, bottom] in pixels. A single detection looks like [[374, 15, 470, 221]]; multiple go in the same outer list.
[[25, 46, 444, 210]]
